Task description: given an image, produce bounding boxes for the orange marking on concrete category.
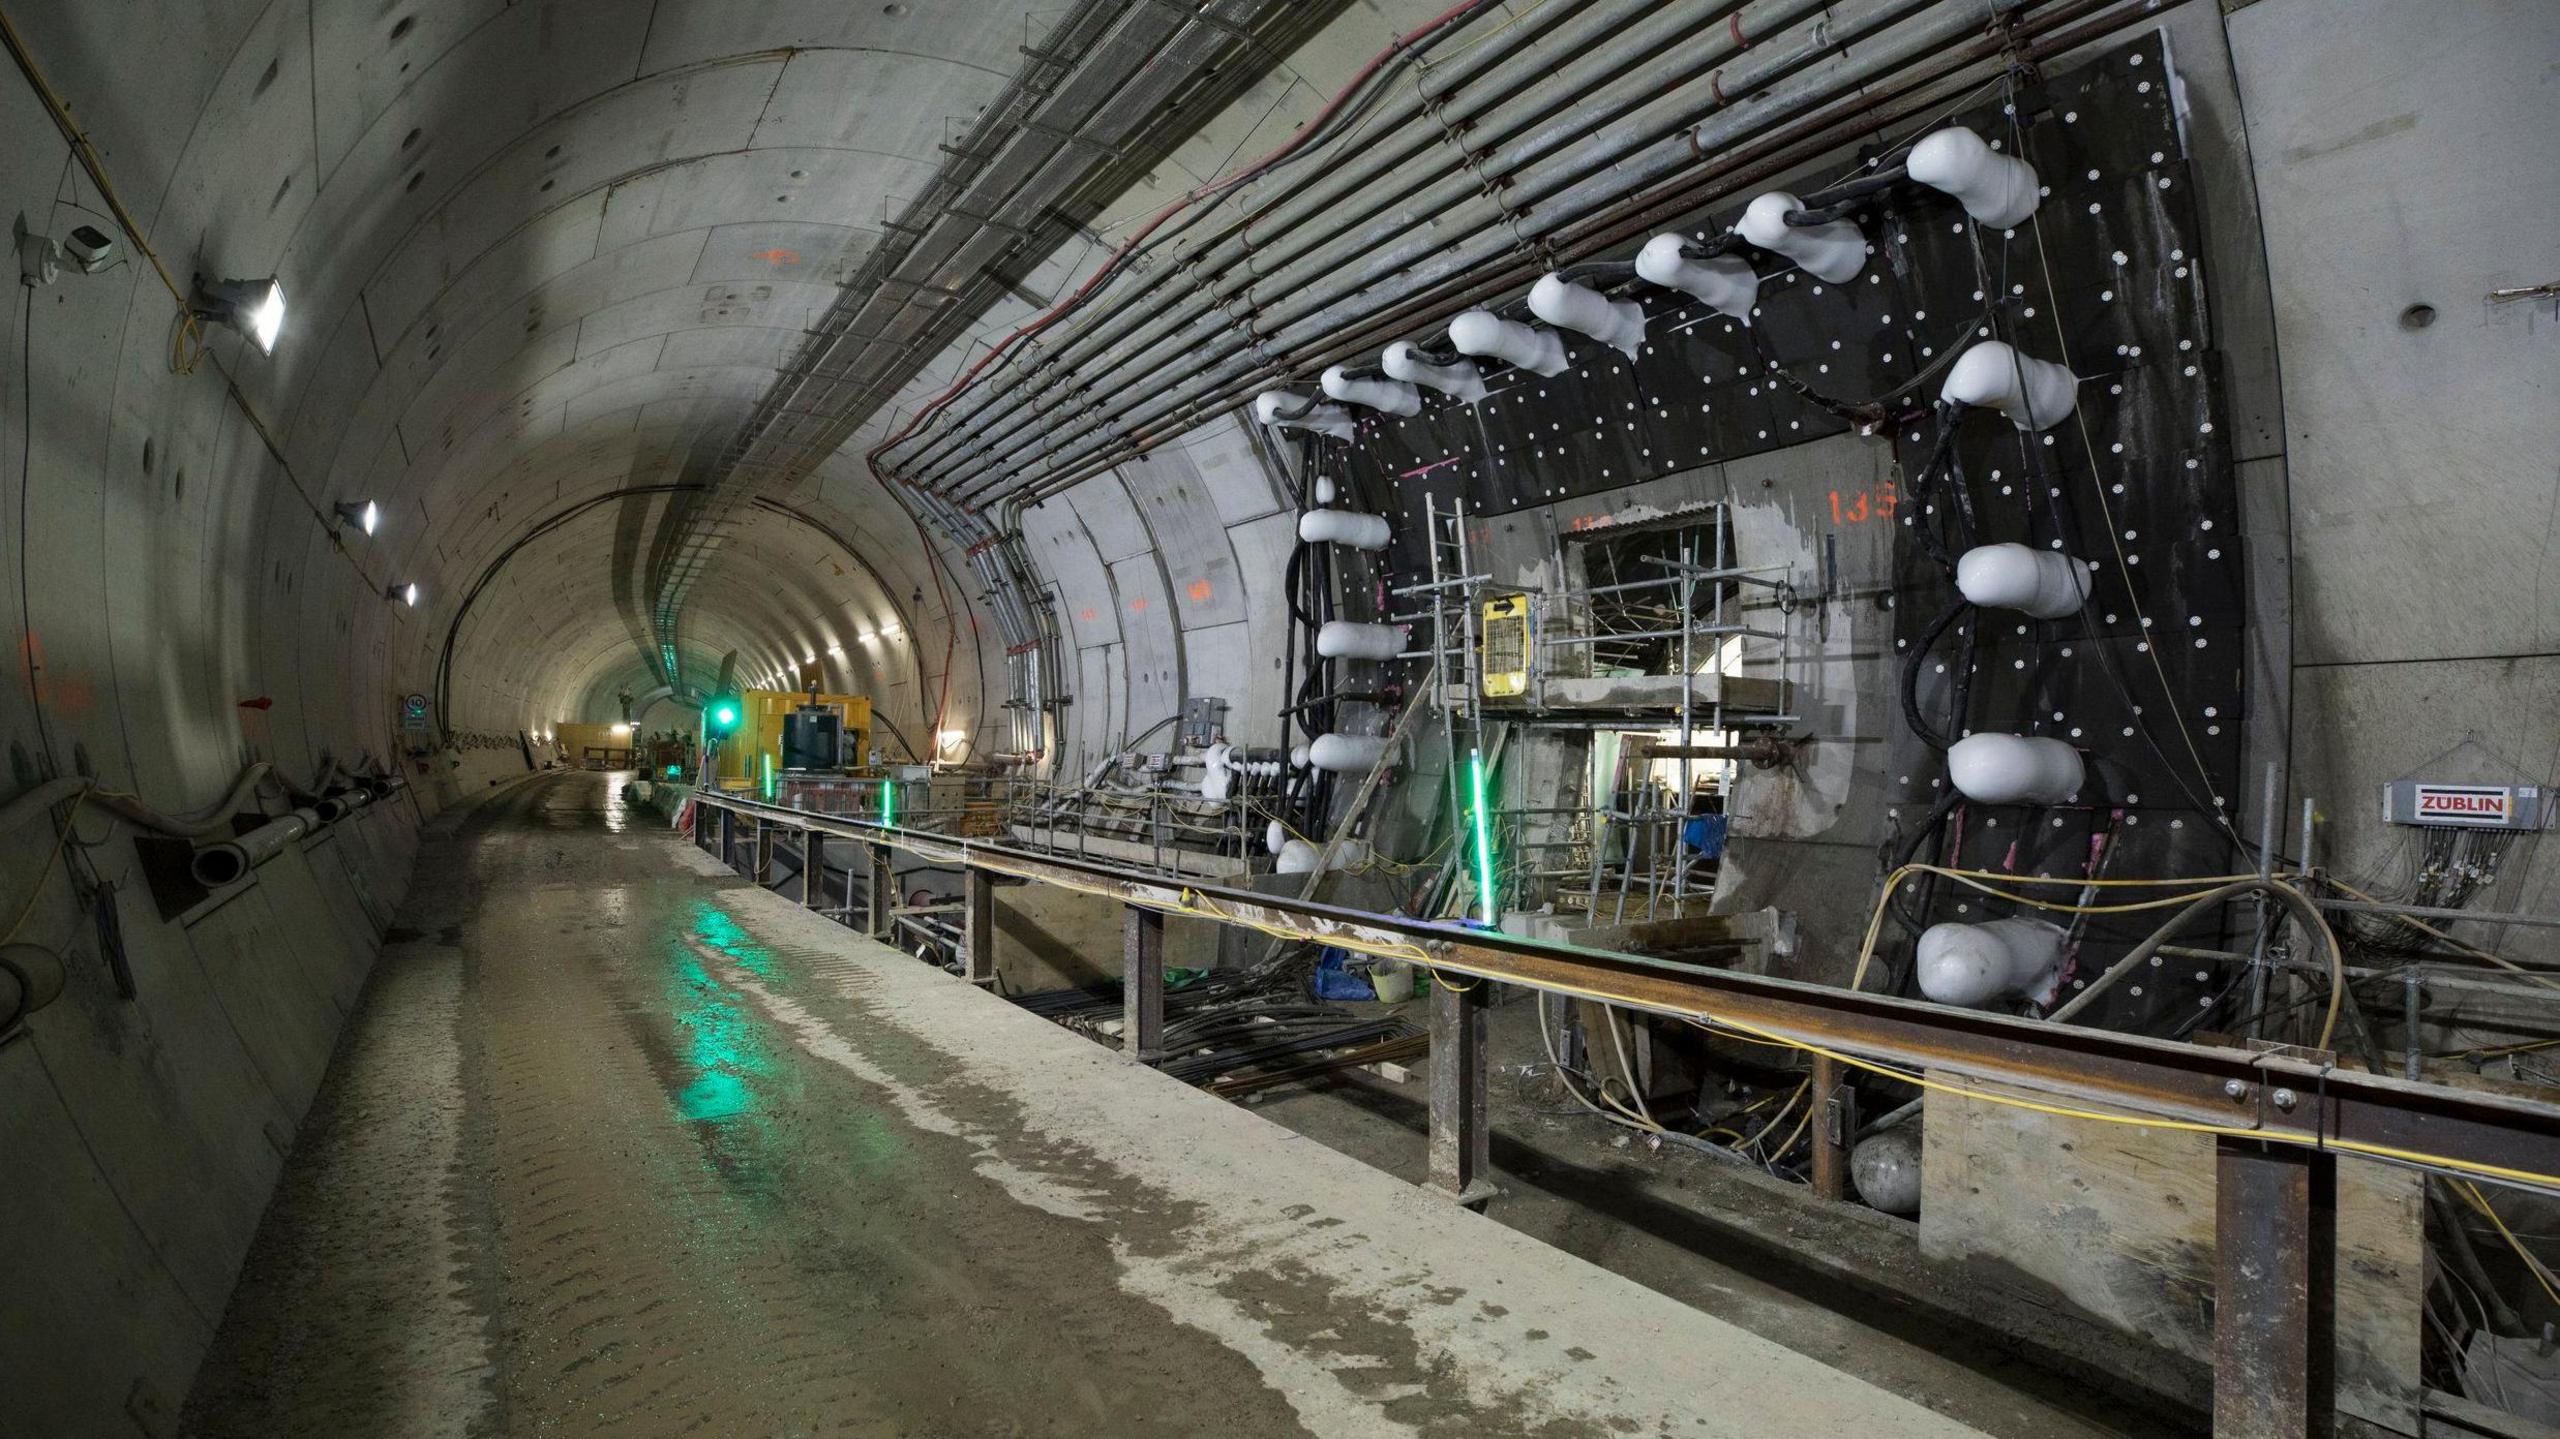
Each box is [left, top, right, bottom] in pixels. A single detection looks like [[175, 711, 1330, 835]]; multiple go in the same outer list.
[[1186, 579, 1213, 602], [751, 248, 802, 265]]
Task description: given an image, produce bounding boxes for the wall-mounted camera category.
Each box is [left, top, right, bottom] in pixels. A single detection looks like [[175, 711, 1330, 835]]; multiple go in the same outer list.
[[14, 215, 117, 287]]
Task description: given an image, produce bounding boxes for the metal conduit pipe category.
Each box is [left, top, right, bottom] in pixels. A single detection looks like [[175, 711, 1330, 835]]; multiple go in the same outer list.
[[885, 0, 1667, 477], [190, 807, 322, 889], [934, 0, 1979, 501], [910, 0, 1907, 500], [1048, 0, 2140, 493], [1010, 0, 2115, 508], [897, 0, 1808, 483], [919, 0, 1944, 501]]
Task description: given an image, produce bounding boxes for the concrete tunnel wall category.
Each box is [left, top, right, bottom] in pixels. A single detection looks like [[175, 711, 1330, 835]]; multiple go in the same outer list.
[[1, 0, 2555, 1430]]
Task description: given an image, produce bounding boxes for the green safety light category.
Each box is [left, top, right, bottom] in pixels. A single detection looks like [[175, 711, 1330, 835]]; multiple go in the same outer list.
[[708, 698, 742, 732], [1468, 746, 1498, 927]]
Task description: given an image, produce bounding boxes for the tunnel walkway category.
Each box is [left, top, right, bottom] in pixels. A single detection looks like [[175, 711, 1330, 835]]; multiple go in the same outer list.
[[180, 771, 1991, 1438]]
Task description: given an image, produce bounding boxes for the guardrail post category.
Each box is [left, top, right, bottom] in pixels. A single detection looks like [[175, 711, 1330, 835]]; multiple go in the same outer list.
[[690, 796, 708, 849], [802, 830, 825, 908], [1123, 904, 1164, 1062], [753, 820, 774, 885], [962, 866, 996, 987], [719, 807, 736, 868], [1810, 1053, 1850, 1201], [865, 843, 893, 938], [2214, 1136, 2333, 1438], [1427, 974, 1495, 1208]]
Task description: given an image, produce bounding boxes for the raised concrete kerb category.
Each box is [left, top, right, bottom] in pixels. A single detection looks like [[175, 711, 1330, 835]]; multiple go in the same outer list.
[[664, 842, 1992, 1439]]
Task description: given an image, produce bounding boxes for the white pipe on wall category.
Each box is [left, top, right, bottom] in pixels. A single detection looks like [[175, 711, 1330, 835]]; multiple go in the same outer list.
[[1905, 125, 2041, 228], [1941, 341, 2078, 430], [1946, 733, 2085, 806], [1309, 732, 1389, 773], [1736, 191, 1866, 282], [1382, 341, 1488, 403], [1321, 364, 1422, 416], [1252, 389, 1357, 440], [1316, 621, 1406, 660], [1447, 309, 1568, 376], [1634, 234, 1758, 321], [1915, 916, 2068, 1008], [1955, 543, 2091, 620], [1297, 509, 1391, 550], [1528, 273, 1645, 358]]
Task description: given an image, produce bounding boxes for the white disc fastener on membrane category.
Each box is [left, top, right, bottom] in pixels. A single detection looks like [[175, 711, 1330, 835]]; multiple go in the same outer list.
[[1955, 542, 2091, 619], [1383, 341, 1488, 403], [1528, 273, 1645, 358], [1321, 365, 1422, 416], [1916, 916, 2068, 1008], [1447, 309, 1569, 377], [1737, 192, 1867, 283], [1941, 341, 2078, 431], [1253, 390, 1357, 440], [1946, 733, 2085, 806], [1297, 508, 1391, 550], [1635, 234, 1758, 321], [1906, 126, 2042, 229], [1316, 621, 1405, 660]]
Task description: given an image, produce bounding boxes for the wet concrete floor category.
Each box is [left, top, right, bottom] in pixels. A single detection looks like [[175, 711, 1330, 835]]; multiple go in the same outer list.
[[182, 772, 2003, 1437]]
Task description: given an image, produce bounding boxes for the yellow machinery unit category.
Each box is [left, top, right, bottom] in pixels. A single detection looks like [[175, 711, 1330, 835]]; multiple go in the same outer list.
[[1481, 594, 1530, 698], [709, 689, 873, 793]]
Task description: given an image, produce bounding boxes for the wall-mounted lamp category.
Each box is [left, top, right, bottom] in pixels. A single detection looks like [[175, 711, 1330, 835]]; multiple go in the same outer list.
[[334, 499, 380, 535], [386, 582, 419, 606], [193, 274, 287, 354], [936, 728, 967, 754], [879, 623, 903, 640]]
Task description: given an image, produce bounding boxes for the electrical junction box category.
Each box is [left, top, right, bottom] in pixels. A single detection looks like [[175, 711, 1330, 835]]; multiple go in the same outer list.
[[1141, 751, 1172, 775], [1180, 695, 1228, 748], [2382, 781, 2546, 831]]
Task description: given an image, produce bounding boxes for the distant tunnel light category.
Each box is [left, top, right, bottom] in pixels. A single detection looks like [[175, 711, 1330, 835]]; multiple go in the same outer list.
[[386, 581, 420, 607], [609, 722, 632, 735], [194, 274, 287, 354], [334, 499, 380, 535]]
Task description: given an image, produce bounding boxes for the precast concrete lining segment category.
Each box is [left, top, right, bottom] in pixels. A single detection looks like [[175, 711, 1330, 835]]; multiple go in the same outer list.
[[642, 0, 1324, 695], [935, 0, 2108, 506], [901, 0, 1911, 498]]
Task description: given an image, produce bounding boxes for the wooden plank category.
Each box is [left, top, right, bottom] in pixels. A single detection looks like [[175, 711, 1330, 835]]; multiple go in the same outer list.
[[1919, 1076, 2420, 1433]]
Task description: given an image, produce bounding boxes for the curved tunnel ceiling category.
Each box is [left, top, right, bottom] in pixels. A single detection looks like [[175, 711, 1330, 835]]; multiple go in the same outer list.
[[25, 0, 1069, 748]]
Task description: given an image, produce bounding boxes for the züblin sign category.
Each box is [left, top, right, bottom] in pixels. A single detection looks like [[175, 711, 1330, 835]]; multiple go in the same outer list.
[[2383, 781, 2546, 831]]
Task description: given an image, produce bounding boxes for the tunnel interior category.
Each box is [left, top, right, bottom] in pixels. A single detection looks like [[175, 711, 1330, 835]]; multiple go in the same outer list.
[[3, 1, 2556, 1436]]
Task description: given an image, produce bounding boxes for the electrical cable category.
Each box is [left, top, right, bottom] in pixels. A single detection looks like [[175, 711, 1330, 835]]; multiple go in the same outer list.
[[867, 0, 1508, 474]]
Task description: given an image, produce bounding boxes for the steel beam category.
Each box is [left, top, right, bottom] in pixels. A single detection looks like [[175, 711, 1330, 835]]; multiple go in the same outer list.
[[866, 842, 894, 939], [1810, 1052, 1851, 1202], [1123, 904, 1165, 1062], [1427, 976, 1495, 1207], [963, 867, 996, 987], [802, 831, 825, 908], [681, 793, 2560, 1190], [2214, 1137, 2334, 1438]]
